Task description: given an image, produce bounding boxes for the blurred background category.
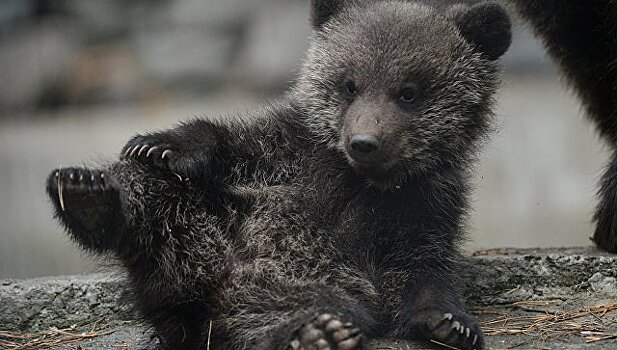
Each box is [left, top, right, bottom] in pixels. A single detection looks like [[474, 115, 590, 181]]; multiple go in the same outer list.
[[0, 0, 608, 278]]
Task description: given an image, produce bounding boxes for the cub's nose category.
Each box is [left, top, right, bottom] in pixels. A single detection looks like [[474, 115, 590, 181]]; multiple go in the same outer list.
[[350, 133, 380, 155]]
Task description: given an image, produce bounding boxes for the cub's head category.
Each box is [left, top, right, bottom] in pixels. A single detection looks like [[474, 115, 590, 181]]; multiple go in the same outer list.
[[294, 0, 511, 188]]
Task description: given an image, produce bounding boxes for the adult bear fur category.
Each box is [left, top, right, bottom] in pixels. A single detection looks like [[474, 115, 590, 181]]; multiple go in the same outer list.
[[508, 0, 617, 253], [46, 1, 511, 349]]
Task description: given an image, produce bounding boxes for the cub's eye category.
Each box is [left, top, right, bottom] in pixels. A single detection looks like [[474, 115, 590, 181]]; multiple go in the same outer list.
[[399, 85, 419, 103], [342, 79, 358, 99]]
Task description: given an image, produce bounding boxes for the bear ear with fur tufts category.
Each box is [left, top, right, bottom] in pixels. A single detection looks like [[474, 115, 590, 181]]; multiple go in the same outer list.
[[310, 0, 349, 29], [448, 2, 512, 61]]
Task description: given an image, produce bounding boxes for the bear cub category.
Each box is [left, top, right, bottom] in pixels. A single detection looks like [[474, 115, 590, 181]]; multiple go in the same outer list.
[[46, 1, 511, 349]]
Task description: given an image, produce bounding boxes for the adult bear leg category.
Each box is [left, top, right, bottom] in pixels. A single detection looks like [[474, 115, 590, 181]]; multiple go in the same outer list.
[[509, 0, 617, 252], [594, 150, 617, 252]]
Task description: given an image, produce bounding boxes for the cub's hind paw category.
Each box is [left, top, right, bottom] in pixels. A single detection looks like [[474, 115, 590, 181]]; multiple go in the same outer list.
[[422, 311, 484, 350], [46, 167, 123, 248], [289, 313, 363, 350]]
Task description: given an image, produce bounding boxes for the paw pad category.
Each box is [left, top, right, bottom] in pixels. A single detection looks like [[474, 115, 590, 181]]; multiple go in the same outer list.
[[48, 167, 118, 212], [289, 313, 362, 350]]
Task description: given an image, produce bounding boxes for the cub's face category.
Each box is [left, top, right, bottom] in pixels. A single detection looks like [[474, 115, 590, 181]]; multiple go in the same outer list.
[[296, 0, 511, 188]]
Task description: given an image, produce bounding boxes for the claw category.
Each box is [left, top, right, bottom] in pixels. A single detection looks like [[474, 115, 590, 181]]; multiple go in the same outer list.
[[472, 334, 478, 345], [325, 319, 342, 332], [316, 314, 334, 326], [451, 321, 461, 332], [146, 146, 159, 157], [465, 328, 470, 338], [57, 168, 66, 212], [161, 149, 173, 159], [130, 144, 140, 157], [138, 145, 149, 156], [314, 338, 330, 350], [337, 335, 361, 350], [289, 339, 301, 350], [300, 328, 323, 343], [443, 313, 453, 321], [333, 328, 360, 342]]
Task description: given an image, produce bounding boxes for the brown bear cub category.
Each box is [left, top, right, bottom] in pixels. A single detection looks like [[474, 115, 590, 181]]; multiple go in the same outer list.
[[46, 1, 511, 349]]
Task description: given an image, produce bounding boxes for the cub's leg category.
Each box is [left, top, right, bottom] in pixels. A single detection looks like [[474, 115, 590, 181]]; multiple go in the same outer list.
[[393, 275, 483, 350], [214, 275, 377, 350], [46, 164, 230, 350]]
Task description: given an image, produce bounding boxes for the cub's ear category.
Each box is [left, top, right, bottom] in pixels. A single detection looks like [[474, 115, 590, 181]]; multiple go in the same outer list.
[[448, 2, 512, 61], [311, 0, 348, 29]]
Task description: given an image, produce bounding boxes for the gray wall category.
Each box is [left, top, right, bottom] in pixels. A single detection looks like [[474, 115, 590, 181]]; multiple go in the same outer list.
[[0, 0, 608, 278]]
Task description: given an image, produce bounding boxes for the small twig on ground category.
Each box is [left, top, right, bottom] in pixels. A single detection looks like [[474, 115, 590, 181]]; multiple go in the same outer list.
[[475, 302, 617, 345], [0, 319, 114, 350], [430, 339, 461, 350]]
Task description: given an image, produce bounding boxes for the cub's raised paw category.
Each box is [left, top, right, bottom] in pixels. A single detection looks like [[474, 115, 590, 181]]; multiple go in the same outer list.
[[121, 135, 177, 172], [46, 167, 123, 250], [423, 311, 484, 350], [121, 134, 211, 182], [289, 313, 363, 350]]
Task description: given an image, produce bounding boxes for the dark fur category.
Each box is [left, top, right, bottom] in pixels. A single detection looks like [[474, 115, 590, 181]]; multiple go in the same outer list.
[[508, 0, 617, 253], [46, 1, 511, 349]]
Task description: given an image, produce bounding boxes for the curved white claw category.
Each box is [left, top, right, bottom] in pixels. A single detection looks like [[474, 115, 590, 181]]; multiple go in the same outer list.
[[57, 167, 65, 212], [130, 144, 141, 157], [146, 146, 159, 157], [161, 149, 173, 159], [138, 144, 149, 156]]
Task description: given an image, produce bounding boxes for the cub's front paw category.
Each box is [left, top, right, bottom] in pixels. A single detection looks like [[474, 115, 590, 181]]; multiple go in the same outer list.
[[122, 135, 178, 172], [420, 310, 484, 350], [289, 313, 364, 350], [121, 134, 211, 182]]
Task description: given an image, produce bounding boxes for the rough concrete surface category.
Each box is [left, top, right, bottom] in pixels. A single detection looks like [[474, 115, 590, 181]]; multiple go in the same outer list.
[[1, 247, 616, 349]]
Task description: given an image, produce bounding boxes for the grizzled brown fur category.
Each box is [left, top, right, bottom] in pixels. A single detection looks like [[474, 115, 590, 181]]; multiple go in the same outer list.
[[46, 1, 511, 349]]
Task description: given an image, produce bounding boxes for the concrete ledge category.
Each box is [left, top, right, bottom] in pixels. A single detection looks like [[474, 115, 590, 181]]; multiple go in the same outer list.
[[1, 247, 616, 349]]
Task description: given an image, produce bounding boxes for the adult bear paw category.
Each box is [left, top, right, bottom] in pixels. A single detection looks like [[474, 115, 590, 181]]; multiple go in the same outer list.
[[420, 310, 484, 350], [289, 313, 364, 350]]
